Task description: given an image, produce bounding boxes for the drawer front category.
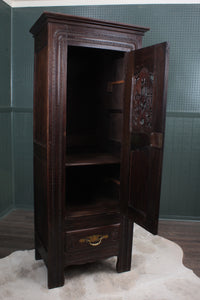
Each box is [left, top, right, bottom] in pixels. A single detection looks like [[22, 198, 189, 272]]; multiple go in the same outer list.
[[65, 224, 120, 266]]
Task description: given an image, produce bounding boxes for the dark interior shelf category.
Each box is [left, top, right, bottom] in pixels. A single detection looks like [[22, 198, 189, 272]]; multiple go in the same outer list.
[[65, 153, 120, 167], [67, 196, 119, 218]]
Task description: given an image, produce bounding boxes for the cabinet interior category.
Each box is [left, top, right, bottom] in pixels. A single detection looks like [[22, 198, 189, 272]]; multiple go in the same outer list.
[[66, 46, 126, 219]]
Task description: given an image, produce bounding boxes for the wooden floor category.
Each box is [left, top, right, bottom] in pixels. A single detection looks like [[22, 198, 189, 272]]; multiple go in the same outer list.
[[158, 219, 200, 277], [0, 210, 199, 277]]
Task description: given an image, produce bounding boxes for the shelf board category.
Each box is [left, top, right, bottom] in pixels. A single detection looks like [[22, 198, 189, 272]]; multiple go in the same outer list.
[[65, 153, 120, 167], [66, 197, 119, 218]]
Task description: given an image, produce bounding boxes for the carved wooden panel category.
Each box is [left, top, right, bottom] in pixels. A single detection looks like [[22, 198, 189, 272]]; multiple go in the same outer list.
[[132, 66, 154, 131]]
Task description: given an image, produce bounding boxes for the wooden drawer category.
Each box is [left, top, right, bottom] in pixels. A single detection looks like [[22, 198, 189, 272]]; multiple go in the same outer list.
[[65, 224, 120, 266]]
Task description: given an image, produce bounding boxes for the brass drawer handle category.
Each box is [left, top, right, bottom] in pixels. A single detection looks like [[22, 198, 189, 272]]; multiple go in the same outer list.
[[79, 234, 109, 247]]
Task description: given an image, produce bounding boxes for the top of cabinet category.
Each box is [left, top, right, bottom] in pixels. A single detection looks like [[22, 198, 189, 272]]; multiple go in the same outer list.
[[30, 12, 149, 36]]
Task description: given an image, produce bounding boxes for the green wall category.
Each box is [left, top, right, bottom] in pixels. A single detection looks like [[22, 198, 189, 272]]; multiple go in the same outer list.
[[0, 1, 11, 107], [0, 1, 13, 216], [1, 4, 200, 219]]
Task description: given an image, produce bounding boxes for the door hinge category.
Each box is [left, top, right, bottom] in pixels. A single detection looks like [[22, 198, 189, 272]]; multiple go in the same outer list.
[[150, 132, 163, 149]]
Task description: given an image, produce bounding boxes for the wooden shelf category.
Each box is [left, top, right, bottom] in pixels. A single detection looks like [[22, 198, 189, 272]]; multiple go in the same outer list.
[[65, 153, 120, 167], [67, 197, 119, 218]]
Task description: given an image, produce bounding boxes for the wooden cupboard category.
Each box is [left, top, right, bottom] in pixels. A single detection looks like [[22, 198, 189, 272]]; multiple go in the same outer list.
[[30, 12, 169, 289]]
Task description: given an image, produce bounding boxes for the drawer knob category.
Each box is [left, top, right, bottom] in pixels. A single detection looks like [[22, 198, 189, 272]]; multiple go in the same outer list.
[[79, 234, 108, 247]]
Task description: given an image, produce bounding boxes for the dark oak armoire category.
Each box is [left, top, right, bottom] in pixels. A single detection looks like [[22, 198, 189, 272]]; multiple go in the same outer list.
[[30, 12, 169, 289]]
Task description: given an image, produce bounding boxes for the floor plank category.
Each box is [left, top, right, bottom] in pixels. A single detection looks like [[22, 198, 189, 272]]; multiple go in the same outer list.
[[158, 220, 200, 277], [0, 210, 199, 278], [0, 210, 34, 258]]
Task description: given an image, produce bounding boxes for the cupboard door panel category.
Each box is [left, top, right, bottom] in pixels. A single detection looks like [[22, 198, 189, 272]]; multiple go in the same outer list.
[[122, 42, 169, 234], [128, 147, 163, 234]]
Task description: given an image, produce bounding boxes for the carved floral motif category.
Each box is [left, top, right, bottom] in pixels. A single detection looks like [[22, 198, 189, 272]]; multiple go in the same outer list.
[[132, 66, 154, 130]]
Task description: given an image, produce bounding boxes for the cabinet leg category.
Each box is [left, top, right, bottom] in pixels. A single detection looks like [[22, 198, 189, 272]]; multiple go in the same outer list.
[[116, 216, 133, 273], [34, 231, 42, 260], [47, 265, 65, 289], [35, 248, 42, 260]]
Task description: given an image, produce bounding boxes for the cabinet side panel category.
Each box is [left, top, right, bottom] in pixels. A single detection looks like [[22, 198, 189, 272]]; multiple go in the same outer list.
[[33, 43, 48, 250], [34, 147, 48, 249], [33, 45, 48, 146]]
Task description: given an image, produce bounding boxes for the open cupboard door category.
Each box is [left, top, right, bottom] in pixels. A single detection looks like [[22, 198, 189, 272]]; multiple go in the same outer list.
[[121, 42, 169, 235]]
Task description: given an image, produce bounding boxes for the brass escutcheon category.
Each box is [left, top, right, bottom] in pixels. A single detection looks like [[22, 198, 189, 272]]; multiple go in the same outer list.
[[79, 234, 109, 247]]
